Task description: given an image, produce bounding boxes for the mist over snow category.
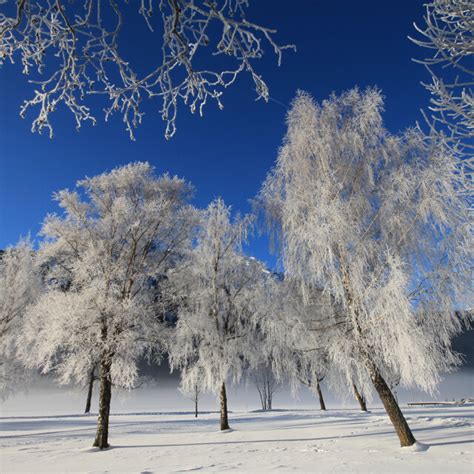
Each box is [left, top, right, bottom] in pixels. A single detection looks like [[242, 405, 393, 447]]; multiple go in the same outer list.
[[1, 367, 473, 419], [4, 328, 472, 417]]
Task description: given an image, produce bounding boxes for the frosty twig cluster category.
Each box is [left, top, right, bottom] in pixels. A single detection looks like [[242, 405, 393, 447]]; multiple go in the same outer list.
[[0, 0, 294, 139], [411, 0, 473, 165]]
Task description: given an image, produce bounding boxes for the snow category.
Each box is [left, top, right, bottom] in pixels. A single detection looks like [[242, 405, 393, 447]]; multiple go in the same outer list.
[[402, 441, 430, 452], [1, 405, 472, 473]]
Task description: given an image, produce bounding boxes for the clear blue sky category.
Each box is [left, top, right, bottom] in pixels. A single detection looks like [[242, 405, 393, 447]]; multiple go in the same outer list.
[[0, 0, 429, 269]]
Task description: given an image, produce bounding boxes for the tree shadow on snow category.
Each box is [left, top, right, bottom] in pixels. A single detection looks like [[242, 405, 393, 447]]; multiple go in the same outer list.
[[428, 439, 473, 447]]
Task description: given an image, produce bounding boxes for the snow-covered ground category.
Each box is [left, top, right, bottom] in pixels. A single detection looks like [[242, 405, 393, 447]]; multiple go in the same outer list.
[[1, 405, 472, 473]]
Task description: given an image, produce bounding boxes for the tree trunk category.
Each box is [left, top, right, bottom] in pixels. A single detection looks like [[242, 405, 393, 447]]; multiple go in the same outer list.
[[93, 359, 112, 449], [257, 385, 266, 410], [219, 381, 230, 430], [84, 368, 95, 414], [195, 396, 198, 418], [352, 382, 368, 412], [370, 367, 416, 447], [339, 254, 415, 447], [267, 389, 272, 410], [260, 393, 267, 410], [316, 380, 326, 411]]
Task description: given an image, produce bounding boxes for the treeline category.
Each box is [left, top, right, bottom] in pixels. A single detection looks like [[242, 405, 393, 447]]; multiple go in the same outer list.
[[0, 89, 470, 450]]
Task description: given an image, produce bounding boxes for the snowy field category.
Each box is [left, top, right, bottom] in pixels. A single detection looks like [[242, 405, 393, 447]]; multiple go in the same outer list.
[[1, 405, 472, 473]]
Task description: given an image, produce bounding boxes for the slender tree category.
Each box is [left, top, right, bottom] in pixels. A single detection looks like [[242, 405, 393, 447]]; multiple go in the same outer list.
[[299, 350, 330, 412], [168, 198, 263, 431], [352, 382, 368, 412], [252, 363, 279, 411], [20, 162, 196, 449], [246, 301, 284, 412], [298, 373, 327, 411], [253, 274, 336, 410], [178, 364, 204, 418], [258, 88, 470, 446], [0, 239, 41, 400]]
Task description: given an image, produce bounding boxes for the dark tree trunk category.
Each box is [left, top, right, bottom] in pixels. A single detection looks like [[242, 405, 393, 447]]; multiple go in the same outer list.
[[93, 359, 112, 449], [195, 397, 198, 418], [219, 381, 230, 430], [352, 382, 368, 412], [84, 368, 95, 414], [267, 386, 272, 411], [370, 366, 416, 447], [258, 390, 267, 410], [316, 380, 326, 411], [339, 256, 415, 447]]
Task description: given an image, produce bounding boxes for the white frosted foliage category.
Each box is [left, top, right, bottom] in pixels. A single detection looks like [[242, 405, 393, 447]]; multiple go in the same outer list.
[[168, 198, 265, 395], [258, 88, 471, 397], [0, 238, 42, 399], [19, 162, 197, 390]]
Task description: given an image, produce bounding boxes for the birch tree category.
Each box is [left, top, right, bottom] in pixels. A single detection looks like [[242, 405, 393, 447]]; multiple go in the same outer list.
[[253, 274, 338, 411], [178, 363, 204, 418], [258, 88, 471, 447], [0, 239, 42, 400], [266, 278, 368, 412], [0, 0, 294, 140], [20, 162, 197, 449], [251, 363, 279, 411], [168, 198, 262, 431], [297, 352, 329, 411]]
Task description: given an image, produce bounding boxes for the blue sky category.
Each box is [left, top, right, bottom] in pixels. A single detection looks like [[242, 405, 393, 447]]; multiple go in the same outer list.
[[0, 0, 430, 269]]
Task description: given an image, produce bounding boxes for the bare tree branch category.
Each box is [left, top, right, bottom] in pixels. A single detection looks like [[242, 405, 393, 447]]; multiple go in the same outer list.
[[0, 0, 295, 140]]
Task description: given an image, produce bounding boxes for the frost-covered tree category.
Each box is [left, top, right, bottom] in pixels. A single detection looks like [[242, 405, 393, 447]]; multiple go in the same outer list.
[[254, 275, 337, 411], [0, 0, 294, 140], [297, 353, 329, 411], [0, 239, 42, 400], [410, 0, 473, 160], [259, 275, 370, 412], [20, 162, 197, 449], [178, 364, 204, 418], [251, 363, 279, 411], [35, 256, 99, 414], [168, 198, 263, 431], [244, 278, 284, 412], [258, 88, 471, 446]]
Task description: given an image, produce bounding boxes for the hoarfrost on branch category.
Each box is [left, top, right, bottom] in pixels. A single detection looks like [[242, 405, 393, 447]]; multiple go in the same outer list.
[[0, 0, 294, 139]]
